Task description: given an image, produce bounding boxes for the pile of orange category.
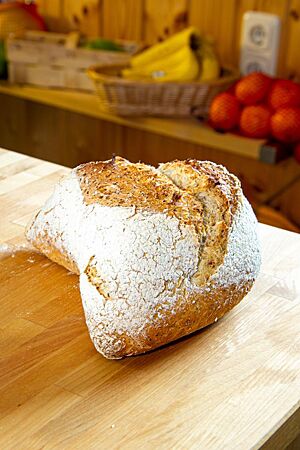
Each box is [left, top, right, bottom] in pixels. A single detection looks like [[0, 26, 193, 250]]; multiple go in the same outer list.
[[209, 72, 300, 163]]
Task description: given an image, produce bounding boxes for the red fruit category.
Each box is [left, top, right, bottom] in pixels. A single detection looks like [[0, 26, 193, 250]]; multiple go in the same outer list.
[[294, 142, 300, 164], [209, 92, 240, 131], [271, 107, 300, 143], [268, 79, 300, 110], [235, 72, 272, 106], [239, 105, 272, 138]]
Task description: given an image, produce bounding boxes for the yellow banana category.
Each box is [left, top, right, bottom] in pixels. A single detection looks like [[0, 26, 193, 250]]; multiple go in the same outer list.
[[155, 52, 199, 81], [196, 38, 220, 81], [131, 26, 199, 68], [122, 45, 199, 82], [200, 55, 220, 81], [138, 45, 195, 72]]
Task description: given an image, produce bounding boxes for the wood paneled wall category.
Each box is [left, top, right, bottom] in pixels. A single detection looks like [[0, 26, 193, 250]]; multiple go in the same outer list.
[[35, 0, 300, 78]]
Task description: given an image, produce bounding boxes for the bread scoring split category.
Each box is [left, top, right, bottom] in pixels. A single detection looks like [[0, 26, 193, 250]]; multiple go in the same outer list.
[[26, 157, 261, 358]]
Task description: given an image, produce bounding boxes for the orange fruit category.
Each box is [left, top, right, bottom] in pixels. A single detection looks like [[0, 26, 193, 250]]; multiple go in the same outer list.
[[235, 72, 272, 106], [271, 107, 300, 143], [268, 79, 300, 110], [294, 142, 300, 164], [209, 92, 240, 131], [239, 105, 271, 138]]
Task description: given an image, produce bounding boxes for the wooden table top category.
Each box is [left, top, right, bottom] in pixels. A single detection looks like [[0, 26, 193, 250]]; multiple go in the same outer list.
[[0, 148, 299, 449]]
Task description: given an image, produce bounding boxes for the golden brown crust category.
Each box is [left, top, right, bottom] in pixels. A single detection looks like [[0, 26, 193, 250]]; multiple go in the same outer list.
[[90, 280, 253, 359], [159, 159, 242, 222], [76, 157, 206, 235]]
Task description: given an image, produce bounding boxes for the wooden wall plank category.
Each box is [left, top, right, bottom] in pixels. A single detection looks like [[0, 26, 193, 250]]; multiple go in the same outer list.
[[189, 0, 237, 66], [0, 95, 26, 154], [35, 0, 65, 32], [62, 0, 102, 37], [34, 0, 300, 77], [23, 101, 67, 165], [102, 0, 143, 41], [285, 0, 300, 79], [62, 115, 125, 166], [0, 94, 125, 167], [144, 0, 188, 44]]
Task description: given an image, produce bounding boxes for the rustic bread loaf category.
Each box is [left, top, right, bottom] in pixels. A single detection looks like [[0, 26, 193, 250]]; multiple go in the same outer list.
[[26, 157, 261, 359]]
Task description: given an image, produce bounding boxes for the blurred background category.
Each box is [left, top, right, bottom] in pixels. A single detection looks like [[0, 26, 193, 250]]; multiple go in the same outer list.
[[0, 0, 300, 232]]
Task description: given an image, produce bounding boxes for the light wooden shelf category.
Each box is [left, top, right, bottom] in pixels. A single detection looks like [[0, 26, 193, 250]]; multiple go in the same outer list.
[[0, 83, 270, 162]]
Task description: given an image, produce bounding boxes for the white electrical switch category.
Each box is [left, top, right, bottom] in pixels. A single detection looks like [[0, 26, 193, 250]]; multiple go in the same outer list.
[[240, 11, 281, 76]]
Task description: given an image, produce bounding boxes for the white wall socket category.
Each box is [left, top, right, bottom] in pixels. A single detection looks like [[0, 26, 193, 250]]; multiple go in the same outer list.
[[240, 11, 281, 76]]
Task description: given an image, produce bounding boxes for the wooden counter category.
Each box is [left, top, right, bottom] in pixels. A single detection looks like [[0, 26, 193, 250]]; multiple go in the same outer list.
[[0, 148, 299, 449]]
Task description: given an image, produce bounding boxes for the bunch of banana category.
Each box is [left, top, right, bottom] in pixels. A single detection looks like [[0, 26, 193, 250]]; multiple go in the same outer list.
[[122, 45, 199, 82], [121, 26, 220, 83]]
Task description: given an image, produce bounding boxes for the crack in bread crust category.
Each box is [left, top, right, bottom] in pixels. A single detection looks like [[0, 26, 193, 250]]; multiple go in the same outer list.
[[159, 160, 242, 286]]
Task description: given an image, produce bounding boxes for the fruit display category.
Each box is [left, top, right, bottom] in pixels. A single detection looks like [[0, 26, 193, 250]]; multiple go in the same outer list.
[[209, 72, 300, 164], [122, 26, 220, 82]]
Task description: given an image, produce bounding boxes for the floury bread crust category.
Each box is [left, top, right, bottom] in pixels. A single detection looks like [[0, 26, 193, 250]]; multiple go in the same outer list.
[[26, 157, 261, 359]]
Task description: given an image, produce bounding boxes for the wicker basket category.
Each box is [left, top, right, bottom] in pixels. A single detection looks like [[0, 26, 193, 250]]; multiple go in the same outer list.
[[88, 64, 239, 117]]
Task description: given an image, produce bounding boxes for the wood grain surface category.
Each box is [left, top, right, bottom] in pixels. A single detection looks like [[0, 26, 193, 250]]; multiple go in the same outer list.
[[35, 0, 300, 79], [0, 149, 300, 449]]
